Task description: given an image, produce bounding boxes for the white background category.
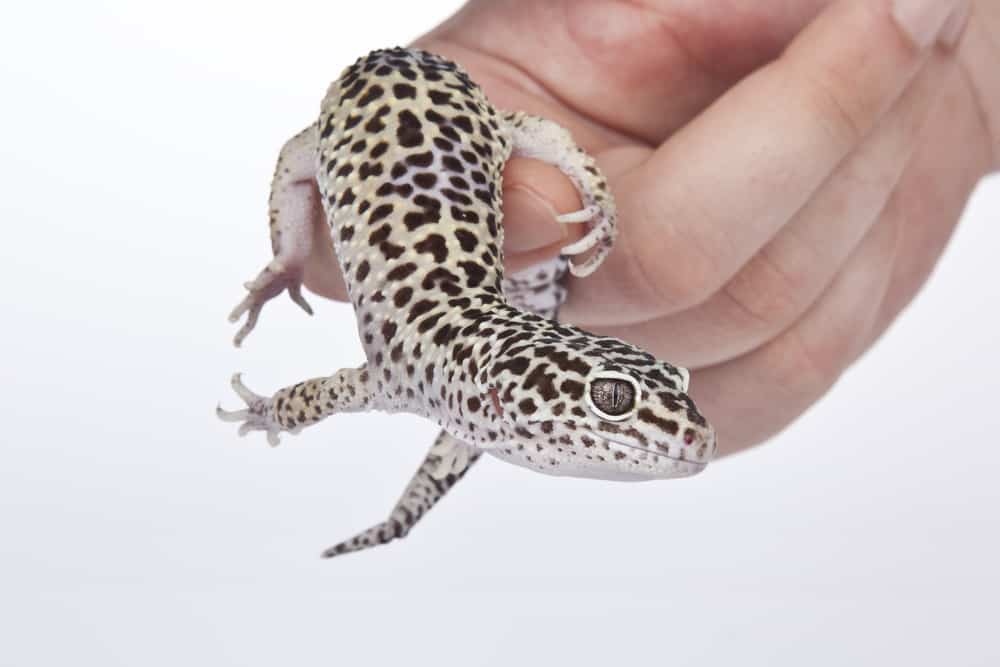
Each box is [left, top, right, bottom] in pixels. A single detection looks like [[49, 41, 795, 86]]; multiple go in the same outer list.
[[2, 2, 997, 665]]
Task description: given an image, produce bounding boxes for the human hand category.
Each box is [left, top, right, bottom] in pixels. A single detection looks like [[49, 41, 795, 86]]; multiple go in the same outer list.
[[304, 0, 998, 455]]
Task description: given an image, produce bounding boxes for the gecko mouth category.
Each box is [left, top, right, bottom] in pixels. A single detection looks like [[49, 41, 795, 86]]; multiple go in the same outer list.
[[600, 435, 708, 471]]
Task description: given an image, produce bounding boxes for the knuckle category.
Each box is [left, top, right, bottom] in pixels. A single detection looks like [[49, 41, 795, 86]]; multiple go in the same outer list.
[[630, 234, 721, 312], [721, 250, 814, 332], [765, 326, 851, 400], [625, 196, 727, 313], [801, 62, 875, 148]]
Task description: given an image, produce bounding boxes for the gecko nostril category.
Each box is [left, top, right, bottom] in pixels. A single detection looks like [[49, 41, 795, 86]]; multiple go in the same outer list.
[[683, 429, 696, 445]]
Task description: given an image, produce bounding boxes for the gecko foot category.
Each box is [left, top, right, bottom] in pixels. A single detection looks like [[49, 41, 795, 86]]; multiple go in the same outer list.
[[216, 373, 285, 446], [228, 260, 313, 347], [558, 204, 616, 277]]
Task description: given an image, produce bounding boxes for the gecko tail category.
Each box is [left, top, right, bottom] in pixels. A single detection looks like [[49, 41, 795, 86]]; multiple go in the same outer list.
[[321, 432, 481, 559]]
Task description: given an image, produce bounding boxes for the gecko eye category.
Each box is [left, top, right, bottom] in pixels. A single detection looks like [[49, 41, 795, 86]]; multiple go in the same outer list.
[[585, 372, 640, 421]]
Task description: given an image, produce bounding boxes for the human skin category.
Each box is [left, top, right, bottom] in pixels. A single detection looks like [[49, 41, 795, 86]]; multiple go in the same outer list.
[[299, 0, 999, 455]]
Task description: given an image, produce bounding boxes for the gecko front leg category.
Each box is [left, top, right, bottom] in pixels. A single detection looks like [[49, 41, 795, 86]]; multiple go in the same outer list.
[[217, 366, 375, 446], [228, 125, 320, 347], [501, 111, 618, 277]]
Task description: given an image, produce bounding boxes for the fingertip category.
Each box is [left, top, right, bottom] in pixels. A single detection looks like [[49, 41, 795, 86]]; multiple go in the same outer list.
[[502, 157, 582, 253], [503, 186, 567, 252]]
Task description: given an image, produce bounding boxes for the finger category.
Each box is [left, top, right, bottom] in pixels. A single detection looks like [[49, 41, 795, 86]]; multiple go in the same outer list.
[[860, 69, 990, 355], [591, 51, 955, 366], [499, 158, 587, 274], [425, 2, 836, 144], [562, 0, 967, 325], [689, 212, 901, 455]]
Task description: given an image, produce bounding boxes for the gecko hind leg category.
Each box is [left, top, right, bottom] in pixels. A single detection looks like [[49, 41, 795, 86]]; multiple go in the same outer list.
[[501, 112, 618, 277], [322, 432, 481, 559], [229, 124, 320, 347]]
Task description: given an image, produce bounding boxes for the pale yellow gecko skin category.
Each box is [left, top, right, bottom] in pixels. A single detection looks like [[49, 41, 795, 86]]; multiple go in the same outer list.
[[219, 48, 716, 558]]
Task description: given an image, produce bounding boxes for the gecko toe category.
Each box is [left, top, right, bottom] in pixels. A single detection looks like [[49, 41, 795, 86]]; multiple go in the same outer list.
[[288, 284, 314, 316], [216, 404, 249, 422], [556, 205, 599, 224]]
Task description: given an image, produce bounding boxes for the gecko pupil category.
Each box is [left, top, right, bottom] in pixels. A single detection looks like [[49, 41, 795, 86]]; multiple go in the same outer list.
[[589, 378, 636, 417]]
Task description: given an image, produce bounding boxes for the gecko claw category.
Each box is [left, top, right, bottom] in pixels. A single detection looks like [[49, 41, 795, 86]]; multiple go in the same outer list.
[[218, 374, 285, 446], [555, 205, 600, 224]]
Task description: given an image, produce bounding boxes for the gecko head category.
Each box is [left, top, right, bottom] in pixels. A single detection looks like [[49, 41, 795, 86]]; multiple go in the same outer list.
[[485, 332, 716, 481]]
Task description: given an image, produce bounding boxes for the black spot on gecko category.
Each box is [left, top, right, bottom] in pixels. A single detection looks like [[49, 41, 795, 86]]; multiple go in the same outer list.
[[407, 299, 437, 323], [428, 90, 452, 105], [458, 261, 487, 287], [393, 287, 413, 307], [414, 234, 448, 263], [492, 356, 530, 376], [355, 260, 370, 281], [368, 224, 391, 245], [367, 203, 393, 225], [424, 108, 447, 125], [474, 188, 492, 206], [454, 228, 477, 251], [392, 83, 417, 99], [441, 156, 464, 173], [356, 84, 384, 106], [452, 115, 473, 133], [523, 363, 559, 401], [358, 161, 384, 180], [422, 267, 462, 296], [397, 109, 423, 148], [560, 379, 585, 400], [413, 173, 437, 189], [380, 241, 405, 260], [441, 188, 471, 205], [406, 152, 434, 169], [390, 343, 404, 363], [404, 209, 438, 231], [451, 207, 478, 223], [387, 262, 417, 281], [417, 312, 444, 333], [340, 78, 366, 100], [432, 324, 454, 346], [381, 320, 397, 343]]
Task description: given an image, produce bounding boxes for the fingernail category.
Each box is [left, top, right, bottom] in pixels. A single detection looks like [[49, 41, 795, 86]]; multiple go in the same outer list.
[[503, 186, 568, 253], [938, 2, 970, 47], [892, 0, 962, 48]]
